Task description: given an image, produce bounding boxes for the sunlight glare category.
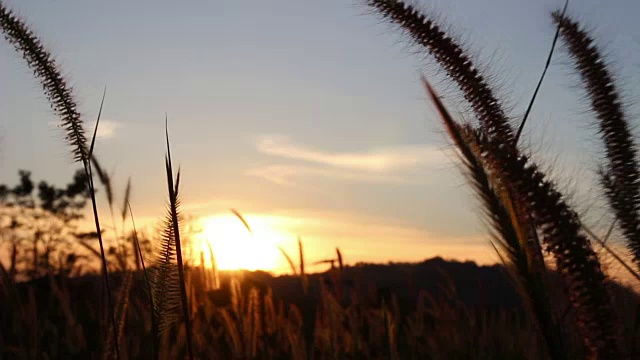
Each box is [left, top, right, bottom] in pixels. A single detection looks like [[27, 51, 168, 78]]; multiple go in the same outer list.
[[195, 214, 286, 272]]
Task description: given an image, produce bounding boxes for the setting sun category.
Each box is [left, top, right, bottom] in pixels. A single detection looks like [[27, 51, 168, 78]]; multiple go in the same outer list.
[[194, 214, 290, 272]]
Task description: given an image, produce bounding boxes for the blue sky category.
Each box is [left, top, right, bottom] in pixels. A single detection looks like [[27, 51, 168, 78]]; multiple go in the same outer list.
[[2, 0, 640, 271]]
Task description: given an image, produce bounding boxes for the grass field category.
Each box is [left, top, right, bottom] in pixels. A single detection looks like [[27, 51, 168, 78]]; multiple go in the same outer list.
[[2, 0, 640, 358]]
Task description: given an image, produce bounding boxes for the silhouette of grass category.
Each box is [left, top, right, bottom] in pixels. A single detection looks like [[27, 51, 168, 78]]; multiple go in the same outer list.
[[163, 120, 194, 360], [0, 2, 119, 357], [3, 1, 640, 359], [553, 12, 640, 275], [422, 79, 566, 359]]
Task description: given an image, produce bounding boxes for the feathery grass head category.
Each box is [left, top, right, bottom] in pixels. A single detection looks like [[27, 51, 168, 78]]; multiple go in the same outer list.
[[553, 11, 640, 270], [164, 120, 194, 360], [424, 79, 566, 359], [1, 4, 121, 357], [425, 75, 619, 358], [365, 0, 515, 143], [0, 1, 88, 163], [475, 131, 619, 358], [152, 212, 181, 335]]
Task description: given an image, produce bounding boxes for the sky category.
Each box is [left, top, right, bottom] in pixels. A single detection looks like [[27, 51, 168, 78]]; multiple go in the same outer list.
[[2, 0, 640, 274]]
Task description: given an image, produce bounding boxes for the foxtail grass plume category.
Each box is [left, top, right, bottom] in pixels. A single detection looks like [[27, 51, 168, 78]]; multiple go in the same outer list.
[[164, 121, 194, 360], [365, 0, 514, 143], [467, 124, 618, 358], [364, 0, 622, 353], [424, 80, 566, 360], [553, 12, 640, 272], [0, 1, 87, 163], [0, 3, 120, 357]]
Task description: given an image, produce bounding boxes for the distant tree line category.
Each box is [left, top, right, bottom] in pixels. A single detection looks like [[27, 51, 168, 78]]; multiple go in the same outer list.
[[0, 169, 95, 279]]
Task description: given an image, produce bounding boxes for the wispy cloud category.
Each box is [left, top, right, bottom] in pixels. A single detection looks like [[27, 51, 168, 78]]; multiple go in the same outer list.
[[256, 134, 444, 172], [249, 134, 447, 185], [246, 164, 410, 186], [49, 119, 121, 139], [89, 119, 121, 139]]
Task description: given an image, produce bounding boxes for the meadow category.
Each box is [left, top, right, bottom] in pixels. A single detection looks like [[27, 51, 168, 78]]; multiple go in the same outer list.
[[2, 0, 640, 358]]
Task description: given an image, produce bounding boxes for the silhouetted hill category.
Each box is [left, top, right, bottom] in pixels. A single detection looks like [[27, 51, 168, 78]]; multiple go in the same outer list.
[[226, 257, 520, 309], [21, 256, 637, 313]]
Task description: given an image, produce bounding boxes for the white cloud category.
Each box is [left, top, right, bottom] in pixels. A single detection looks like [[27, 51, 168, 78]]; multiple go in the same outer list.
[[49, 119, 121, 139], [256, 134, 445, 172], [246, 164, 411, 186], [90, 119, 121, 139], [250, 134, 448, 185]]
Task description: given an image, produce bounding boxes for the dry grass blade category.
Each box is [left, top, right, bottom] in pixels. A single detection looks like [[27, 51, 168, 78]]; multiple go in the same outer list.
[[298, 237, 308, 294], [278, 246, 298, 276], [206, 241, 219, 289], [553, 11, 640, 273], [423, 78, 566, 360], [79, 158, 121, 358], [104, 271, 133, 360], [583, 225, 640, 283], [603, 220, 617, 244], [121, 178, 131, 223], [164, 119, 194, 360], [515, 0, 569, 142], [78, 239, 103, 260], [230, 208, 253, 234], [336, 248, 344, 273], [85, 165, 120, 359], [91, 156, 114, 209], [127, 203, 157, 358], [89, 87, 107, 159]]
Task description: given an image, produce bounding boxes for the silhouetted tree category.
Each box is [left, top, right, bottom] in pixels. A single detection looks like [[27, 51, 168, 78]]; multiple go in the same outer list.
[[0, 169, 91, 279]]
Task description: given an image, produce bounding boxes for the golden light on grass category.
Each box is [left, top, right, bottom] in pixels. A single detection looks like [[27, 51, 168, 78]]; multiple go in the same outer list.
[[195, 214, 289, 272]]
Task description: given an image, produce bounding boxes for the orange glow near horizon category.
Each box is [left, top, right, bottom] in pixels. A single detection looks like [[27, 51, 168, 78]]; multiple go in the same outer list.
[[182, 211, 501, 276], [194, 214, 292, 272]]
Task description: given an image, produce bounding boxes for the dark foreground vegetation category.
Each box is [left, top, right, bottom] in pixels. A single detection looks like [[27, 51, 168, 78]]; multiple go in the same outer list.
[[3, 0, 640, 358], [3, 258, 639, 359]]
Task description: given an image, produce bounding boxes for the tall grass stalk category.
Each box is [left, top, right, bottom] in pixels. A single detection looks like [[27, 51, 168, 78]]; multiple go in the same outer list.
[[298, 238, 308, 294], [231, 208, 253, 234], [0, 3, 119, 357], [164, 121, 194, 360], [423, 79, 566, 360], [515, 0, 569, 142], [553, 12, 640, 274], [583, 225, 640, 283], [278, 246, 298, 276], [206, 241, 219, 289], [425, 80, 619, 357], [86, 136, 120, 359], [128, 203, 157, 359], [366, 1, 619, 356]]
